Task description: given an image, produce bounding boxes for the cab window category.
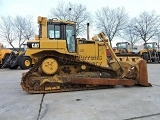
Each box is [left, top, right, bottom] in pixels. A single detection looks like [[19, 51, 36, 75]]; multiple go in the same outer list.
[[48, 25, 60, 39], [66, 25, 76, 52]]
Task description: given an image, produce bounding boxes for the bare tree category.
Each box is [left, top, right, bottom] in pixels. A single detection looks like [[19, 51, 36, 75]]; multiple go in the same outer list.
[[95, 7, 128, 47], [132, 11, 160, 43], [0, 15, 36, 51], [50, 1, 92, 36], [0, 16, 17, 50], [123, 22, 140, 50], [14, 16, 35, 50]]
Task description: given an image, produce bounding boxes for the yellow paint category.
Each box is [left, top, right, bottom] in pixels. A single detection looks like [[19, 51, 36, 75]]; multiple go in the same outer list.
[[0, 43, 12, 64], [41, 58, 58, 75], [24, 16, 143, 75], [24, 60, 31, 67]]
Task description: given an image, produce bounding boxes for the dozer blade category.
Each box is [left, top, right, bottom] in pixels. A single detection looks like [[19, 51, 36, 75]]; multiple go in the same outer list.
[[137, 60, 152, 87]]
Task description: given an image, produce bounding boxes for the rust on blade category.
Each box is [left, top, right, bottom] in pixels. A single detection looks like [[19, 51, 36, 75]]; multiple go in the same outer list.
[[138, 60, 152, 87], [68, 78, 136, 86]]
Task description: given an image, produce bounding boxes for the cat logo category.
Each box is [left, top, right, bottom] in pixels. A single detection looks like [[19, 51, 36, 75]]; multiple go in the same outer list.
[[32, 43, 39, 48]]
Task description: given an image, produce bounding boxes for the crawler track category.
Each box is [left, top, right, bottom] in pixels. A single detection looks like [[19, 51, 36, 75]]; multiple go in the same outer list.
[[21, 52, 135, 94]]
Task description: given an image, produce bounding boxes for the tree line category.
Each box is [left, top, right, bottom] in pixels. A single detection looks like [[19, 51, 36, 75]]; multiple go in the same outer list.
[[1, 1, 160, 50]]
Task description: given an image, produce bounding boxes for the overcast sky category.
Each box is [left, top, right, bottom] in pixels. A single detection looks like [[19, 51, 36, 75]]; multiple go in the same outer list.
[[1, 0, 160, 18], [0, 0, 160, 46]]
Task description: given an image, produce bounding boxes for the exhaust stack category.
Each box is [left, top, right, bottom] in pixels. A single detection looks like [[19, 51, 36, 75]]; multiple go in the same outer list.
[[87, 23, 89, 40]]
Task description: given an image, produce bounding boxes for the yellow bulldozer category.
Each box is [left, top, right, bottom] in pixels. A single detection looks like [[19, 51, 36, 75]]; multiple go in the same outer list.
[[139, 42, 160, 63], [21, 16, 151, 94], [0, 43, 12, 68]]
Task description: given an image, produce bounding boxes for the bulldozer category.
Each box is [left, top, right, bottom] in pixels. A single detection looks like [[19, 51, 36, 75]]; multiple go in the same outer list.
[[139, 42, 160, 63], [0, 43, 12, 68], [21, 16, 151, 94]]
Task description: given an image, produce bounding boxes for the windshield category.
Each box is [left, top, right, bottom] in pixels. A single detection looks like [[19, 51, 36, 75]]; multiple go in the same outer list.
[[144, 43, 156, 49], [116, 43, 128, 50]]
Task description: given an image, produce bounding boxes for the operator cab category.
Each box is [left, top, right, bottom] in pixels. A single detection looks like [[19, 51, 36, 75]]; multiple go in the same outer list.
[[144, 42, 157, 49], [116, 42, 130, 50], [38, 17, 77, 53]]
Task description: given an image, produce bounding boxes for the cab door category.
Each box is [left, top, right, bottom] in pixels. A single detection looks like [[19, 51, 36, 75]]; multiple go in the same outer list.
[[65, 25, 76, 53]]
